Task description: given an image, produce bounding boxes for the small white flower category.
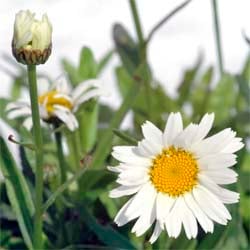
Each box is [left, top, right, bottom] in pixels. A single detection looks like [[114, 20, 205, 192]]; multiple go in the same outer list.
[[6, 75, 104, 131], [108, 113, 244, 242], [13, 10, 52, 51]]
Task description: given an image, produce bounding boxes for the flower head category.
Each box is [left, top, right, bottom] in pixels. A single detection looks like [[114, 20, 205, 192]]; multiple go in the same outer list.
[[108, 113, 244, 242], [6, 75, 104, 131], [12, 10, 52, 65]]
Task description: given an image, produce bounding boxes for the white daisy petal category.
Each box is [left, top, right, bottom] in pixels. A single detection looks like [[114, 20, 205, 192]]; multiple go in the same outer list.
[[107, 166, 122, 173], [73, 88, 104, 111], [202, 168, 238, 184], [6, 101, 30, 111], [52, 108, 78, 131], [114, 183, 152, 226], [149, 221, 162, 244], [192, 113, 214, 143], [193, 185, 231, 225], [142, 121, 163, 146], [173, 123, 198, 148], [109, 185, 141, 198], [221, 138, 244, 154], [163, 112, 183, 146], [131, 194, 156, 237], [118, 167, 148, 179], [117, 167, 149, 186], [112, 148, 151, 166], [192, 128, 238, 157], [7, 107, 31, 119], [131, 185, 157, 237], [114, 196, 141, 227], [137, 139, 162, 157], [117, 176, 149, 186], [51, 74, 71, 94], [156, 192, 175, 221], [198, 173, 239, 204], [54, 93, 72, 102], [23, 117, 33, 130], [72, 79, 102, 101], [181, 197, 198, 239], [165, 198, 182, 238], [198, 153, 237, 170], [184, 192, 214, 233]]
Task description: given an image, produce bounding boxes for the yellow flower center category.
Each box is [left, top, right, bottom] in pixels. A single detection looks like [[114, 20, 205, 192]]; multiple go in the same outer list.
[[38, 90, 73, 114], [149, 146, 198, 197]]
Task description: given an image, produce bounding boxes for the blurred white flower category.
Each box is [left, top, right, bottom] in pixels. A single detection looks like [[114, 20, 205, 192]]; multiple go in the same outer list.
[[12, 10, 52, 64], [6, 75, 105, 131], [108, 113, 244, 242]]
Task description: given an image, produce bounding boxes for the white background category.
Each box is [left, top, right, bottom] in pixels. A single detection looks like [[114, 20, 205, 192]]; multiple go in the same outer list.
[[1, 0, 250, 106]]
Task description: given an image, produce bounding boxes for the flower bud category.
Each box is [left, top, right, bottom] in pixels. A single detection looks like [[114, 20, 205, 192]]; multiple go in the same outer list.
[[12, 10, 52, 65]]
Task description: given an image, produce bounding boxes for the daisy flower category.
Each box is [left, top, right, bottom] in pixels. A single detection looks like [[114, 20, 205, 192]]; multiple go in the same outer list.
[[6, 75, 104, 131], [108, 113, 244, 243]]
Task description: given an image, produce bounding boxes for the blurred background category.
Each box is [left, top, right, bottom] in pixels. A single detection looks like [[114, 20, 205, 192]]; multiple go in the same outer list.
[[1, 0, 250, 106]]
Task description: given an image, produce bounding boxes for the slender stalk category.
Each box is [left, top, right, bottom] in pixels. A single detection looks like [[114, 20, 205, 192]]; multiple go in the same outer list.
[[146, 0, 192, 44], [211, 0, 224, 76], [113, 129, 138, 145], [91, 75, 141, 169], [54, 125, 67, 183], [43, 162, 89, 212], [27, 65, 44, 249], [129, 0, 144, 53], [72, 131, 81, 169], [129, 0, 152, 119]]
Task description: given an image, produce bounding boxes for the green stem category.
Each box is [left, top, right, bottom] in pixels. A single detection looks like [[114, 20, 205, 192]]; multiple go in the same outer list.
[[212, 0, 224, 76], [113, 129, 138, 145], [91, 78, 141, 169], [54, 125, 67, 183], [43, 163, 89, 212], [27, 65, 44, 249], [146, 0, 192, 44], [72, 131, 81, 169], [129, 0, 144, 54], [129, 0, 153, 119]]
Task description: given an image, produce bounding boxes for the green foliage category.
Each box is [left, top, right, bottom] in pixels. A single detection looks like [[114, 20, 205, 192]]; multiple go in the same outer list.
[[0, 137, 34, 250], [78, 204, 135, 249]]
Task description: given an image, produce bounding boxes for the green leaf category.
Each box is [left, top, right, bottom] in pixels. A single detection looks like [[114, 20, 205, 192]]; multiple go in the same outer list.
[[10, 77, 23, 100], [0, 98, 9, 121], [79, 169, 115, 193], [78, 47, 97, 79], [207, 74, 236, 126], [115, 66, 133, 97], [90, 81, 140, 170], [177, 56, 202, 106], [78, 101, 99, 153], [191, 66, 214, 116], [0, 137, 34, 250], [240, 194, 250, 223], [113, 129, 137, 145], [236, 75, 250, 106], [241, 56, 250, 80], [197, 225, 225, 249], [113, 23, 140, 76], [61, 58, 81, 86], [97, 50, 114, 75], [0, 204, 16, 221], [78, 205, 136, 249]]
